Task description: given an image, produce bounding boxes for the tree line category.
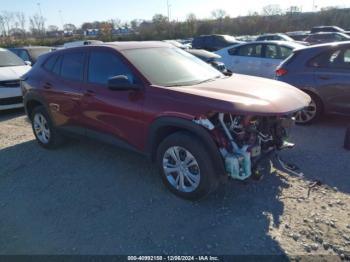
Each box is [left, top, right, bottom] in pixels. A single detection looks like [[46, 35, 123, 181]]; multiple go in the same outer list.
[[1, 5, 350, 47]]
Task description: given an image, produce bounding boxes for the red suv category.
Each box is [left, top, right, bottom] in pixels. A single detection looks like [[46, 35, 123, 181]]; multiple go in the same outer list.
[[21, 42, 310, 199]]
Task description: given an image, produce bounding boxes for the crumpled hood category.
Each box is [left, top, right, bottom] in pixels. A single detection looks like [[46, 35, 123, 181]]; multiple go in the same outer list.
[[0, 65, 31, 81], [166, 74, 311, 115]]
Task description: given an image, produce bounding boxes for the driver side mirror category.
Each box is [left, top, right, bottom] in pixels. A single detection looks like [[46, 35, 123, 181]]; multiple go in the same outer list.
[[24, 60, 32, 66], [107, 75, 141, 91]]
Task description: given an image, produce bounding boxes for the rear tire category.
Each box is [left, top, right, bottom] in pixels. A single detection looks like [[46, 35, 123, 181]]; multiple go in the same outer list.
[[31, 106, 64, 149], [294, 93, 323, 125], [156, 131, 219, 200]]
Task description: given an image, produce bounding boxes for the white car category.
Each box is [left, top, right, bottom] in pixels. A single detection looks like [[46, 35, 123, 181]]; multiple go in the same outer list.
[[215, 41, 304, 79], [0, 48, 31, 110], [63, 40, 103, 48]]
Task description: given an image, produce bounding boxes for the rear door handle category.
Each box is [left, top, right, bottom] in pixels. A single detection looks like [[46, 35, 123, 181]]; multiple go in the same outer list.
[[43, 82, 52, 89], [84, 89, 95, 96]]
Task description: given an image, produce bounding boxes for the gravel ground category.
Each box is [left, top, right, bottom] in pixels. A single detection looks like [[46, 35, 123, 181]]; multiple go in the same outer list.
[[0, 109, 349, 259]]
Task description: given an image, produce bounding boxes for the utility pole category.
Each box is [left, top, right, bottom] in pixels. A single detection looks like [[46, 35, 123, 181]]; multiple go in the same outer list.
[[312, 0, 317, 12], [59, 10, 64, 30], [167, 0, 171, 21], [37, 2, 44, 35], [37, 2, 43, 17]]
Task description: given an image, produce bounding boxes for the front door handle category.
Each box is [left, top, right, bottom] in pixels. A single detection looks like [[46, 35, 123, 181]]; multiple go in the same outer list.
[[319, 75, 331, 80]]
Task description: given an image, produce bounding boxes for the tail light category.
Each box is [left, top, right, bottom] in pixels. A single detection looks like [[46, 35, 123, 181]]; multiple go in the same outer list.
[[276, 68, 288, 77]]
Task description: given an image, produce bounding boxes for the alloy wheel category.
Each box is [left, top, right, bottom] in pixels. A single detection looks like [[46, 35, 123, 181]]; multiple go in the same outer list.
[[33, 113, 51, 144], [294, 99, 317, 124], [162, 146, 201, 193]]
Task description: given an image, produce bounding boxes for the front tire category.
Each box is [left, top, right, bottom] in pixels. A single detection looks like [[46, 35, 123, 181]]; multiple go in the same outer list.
[[31, 106, 64, 149], [294, 93, 323, 125], [156, 132, 219, 200]]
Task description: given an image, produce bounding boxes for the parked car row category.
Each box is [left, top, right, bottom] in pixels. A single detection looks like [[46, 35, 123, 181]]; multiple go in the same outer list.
[[1, 34, 348, 199]]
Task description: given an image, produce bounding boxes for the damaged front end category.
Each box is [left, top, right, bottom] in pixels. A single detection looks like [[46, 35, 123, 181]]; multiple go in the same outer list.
[[194, 113, 299, 180]]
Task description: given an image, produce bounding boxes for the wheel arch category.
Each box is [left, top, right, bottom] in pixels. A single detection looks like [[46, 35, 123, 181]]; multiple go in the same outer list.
[[146, 116, 226, 178], [299, 88, 324, 113], [23, 93, 48, 120]]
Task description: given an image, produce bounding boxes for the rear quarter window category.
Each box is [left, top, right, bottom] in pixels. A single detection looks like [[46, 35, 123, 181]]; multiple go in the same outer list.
[[281, 51, 299, 67]]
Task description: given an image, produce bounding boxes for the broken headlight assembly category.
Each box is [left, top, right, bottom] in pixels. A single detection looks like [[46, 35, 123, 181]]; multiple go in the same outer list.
[[194, 113, 299, 180]]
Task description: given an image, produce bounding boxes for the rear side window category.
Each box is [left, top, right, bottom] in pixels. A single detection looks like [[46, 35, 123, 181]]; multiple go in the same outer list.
[[264, 45, 293, 59], [88, 51, 135, 85], [265, 44, 279, 59], [307, 48, 350, 69], [237, 44, 262, 57], [61, 52, 85, 81]]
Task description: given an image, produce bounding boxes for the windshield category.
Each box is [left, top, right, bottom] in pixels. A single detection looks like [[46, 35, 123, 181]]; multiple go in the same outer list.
[[0, 49, 25, 67], [30, 48, 52, 61], [122, 47, 223, 87]]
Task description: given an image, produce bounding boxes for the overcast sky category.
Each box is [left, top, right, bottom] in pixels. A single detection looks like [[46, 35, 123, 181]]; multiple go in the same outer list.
[[1, 0, 349, 28]]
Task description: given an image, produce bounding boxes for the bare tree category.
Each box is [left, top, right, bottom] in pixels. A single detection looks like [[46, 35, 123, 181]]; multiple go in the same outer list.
[[1, 11, 14, 36], [47, 25, 59, 32], [63, 23, 76, 32], [29, 13, 45, 36], [186, 13, 197, 36], [15, 12, 26, 32], [286, 6, 302, 14], [11, 12, 26, 38], [211, 9, 228, 20], [262, 5, 283, 16], [130, 19, 141, 30], [110, 18, 121, 29], [0, 15, 5, 37]]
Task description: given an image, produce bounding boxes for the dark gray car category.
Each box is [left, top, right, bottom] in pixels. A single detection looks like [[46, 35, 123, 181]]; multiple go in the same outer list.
[[304, 32, 350, 45], [276, 41, 350, 124]]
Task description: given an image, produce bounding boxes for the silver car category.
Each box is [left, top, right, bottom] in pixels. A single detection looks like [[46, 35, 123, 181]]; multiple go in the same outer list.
[[215, 41, 304, 79]]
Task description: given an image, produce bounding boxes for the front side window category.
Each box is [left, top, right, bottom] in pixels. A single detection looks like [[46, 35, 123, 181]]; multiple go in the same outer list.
[[88, 51, 135, 85], [60, 52, 85, 81]]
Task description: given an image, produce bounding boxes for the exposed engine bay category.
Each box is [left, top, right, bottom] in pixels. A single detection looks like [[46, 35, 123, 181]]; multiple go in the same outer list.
[[194, 113, 297, 180]]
